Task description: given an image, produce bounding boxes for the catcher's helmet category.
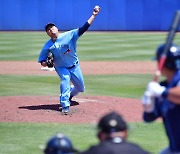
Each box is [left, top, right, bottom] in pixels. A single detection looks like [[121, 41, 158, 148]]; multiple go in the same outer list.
[[156, 44, 180, 70], [44, 133, 78, 154]]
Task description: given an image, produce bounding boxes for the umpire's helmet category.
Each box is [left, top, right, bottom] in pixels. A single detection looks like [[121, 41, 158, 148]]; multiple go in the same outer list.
[[44, 133, 78, 154], [156, 44, 180, 70], [98, 111, 128, 134]]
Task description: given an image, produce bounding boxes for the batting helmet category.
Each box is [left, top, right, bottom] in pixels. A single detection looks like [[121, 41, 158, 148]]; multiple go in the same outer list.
[[156, 44, 180, 70], [44, 133, 78, 154]]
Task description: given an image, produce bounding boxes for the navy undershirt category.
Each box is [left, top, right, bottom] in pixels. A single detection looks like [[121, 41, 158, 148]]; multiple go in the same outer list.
[[78, 22, 90, 36]]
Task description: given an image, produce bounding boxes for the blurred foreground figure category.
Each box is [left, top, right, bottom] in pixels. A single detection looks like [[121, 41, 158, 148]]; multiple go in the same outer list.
[[44, 133, 78, 154], [142, 44, 180, 153], [80, 111, 149, 154]]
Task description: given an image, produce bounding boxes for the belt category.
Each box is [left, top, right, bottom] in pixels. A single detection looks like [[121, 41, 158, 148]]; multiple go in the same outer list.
[[67, 61, 78, 69]]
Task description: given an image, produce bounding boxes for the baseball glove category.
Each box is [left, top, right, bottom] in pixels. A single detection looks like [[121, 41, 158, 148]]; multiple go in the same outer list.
[[46, 51, 54, 68]]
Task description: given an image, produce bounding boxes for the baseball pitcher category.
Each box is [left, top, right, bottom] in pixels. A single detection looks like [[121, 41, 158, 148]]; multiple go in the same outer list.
[[38, 6, 100, 114]]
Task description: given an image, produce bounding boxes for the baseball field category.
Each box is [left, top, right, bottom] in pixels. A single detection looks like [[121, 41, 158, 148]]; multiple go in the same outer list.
[[0, 31, 180, 153]]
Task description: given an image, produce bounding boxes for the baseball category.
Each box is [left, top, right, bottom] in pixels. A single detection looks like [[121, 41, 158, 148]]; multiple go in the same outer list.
[[94, 5, 100, 12]]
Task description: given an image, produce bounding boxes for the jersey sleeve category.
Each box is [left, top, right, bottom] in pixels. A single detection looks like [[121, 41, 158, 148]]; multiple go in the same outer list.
[[78, 22, 90, 36], [70, 29, 80, 42], [38, 46, 49, 63], [38, 39, 52, 63]]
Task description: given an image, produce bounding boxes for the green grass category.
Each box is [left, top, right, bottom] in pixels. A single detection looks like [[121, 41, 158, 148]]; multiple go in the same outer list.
[[0, 122, 97, 154], [0, 31, 180, 61], [85, 74, 153, 98], [0, 74, 153, 98], [128, 122, 168, 153], [0, 75, 59, 96], [0, 122, 168, 154], [0, 32, 47, 61]]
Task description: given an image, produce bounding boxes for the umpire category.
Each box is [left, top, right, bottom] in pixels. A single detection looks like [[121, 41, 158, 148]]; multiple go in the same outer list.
[[80, 111, 149, 154]]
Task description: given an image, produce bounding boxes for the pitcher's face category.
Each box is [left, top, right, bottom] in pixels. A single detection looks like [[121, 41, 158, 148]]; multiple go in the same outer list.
[[46, 26, 59, 38]]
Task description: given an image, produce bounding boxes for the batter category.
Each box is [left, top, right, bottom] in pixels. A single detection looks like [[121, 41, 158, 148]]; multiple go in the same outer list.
[[142, 44, 180, 153]]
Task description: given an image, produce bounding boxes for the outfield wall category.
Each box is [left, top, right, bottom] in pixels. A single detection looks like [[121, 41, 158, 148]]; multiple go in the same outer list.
[[0, 0, 180, 31]]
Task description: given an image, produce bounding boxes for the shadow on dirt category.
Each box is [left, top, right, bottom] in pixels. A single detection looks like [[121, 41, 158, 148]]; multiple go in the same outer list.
[[18, 100, 79, 111]]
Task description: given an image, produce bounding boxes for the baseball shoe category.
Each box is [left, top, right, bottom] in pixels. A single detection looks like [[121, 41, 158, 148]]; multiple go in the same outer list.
[[69, 96, 73, 102], [62, 106, 70, 115]]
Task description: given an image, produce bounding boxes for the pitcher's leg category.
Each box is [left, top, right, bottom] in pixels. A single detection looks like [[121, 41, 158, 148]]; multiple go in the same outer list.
[[70, 65, 85, 98], [60, 75, 71, 107], [55, 68, 71, 108]]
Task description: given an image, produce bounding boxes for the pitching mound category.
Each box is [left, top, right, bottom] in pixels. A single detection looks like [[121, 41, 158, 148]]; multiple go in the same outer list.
[[0, 95, 143, 123]]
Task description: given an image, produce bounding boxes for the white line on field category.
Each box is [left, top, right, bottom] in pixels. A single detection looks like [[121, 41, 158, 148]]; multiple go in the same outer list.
[[73, 98, 102, 103]]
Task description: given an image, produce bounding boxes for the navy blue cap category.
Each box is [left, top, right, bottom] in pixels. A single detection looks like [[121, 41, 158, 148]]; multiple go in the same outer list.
[[98, 111, 128, 133], [45, 23, 56, 31]]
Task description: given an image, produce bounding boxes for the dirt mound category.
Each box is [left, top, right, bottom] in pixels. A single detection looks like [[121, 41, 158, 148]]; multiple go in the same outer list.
[[0, 95, 143, 123]]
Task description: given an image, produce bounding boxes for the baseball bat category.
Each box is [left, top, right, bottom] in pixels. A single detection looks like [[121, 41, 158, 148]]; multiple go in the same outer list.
[[153, 10, 180, 81]]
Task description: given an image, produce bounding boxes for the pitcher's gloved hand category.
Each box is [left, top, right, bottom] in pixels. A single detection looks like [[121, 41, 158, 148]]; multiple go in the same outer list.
[[142, 90, 155, 113], [46, 52, 54, 68], [146, 81, 166, 97]]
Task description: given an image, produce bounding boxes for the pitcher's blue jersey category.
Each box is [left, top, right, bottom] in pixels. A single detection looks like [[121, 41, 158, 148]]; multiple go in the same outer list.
[[38, 29, 79, 68], [143, 70, 180, 152]]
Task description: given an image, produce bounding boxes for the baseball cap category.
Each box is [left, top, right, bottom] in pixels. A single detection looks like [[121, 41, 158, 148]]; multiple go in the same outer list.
[[98, 111, 128, 133], [45, 23, 56, 31]]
